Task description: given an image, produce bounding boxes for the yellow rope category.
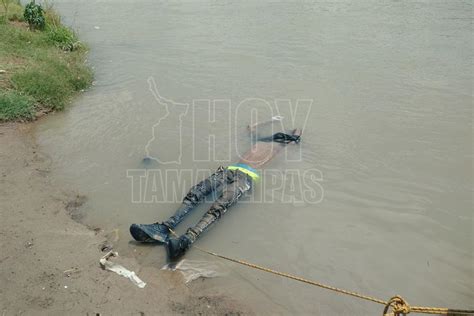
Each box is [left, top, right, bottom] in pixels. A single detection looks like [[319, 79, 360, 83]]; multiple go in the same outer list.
[[167, 229, 473, 315], [194, 245, 385, 304]]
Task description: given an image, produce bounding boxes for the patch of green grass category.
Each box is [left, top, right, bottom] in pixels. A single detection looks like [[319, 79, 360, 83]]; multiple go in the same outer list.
[[12, 68, 71, 110], [0, 1, 24, 22], [0, 2, 92, 121], [0, 90, 35, 121], [8, 4, 24, 22], [45, 24, 79, 51]]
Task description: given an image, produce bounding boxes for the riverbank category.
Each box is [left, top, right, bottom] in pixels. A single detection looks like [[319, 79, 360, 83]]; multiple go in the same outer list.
[[0, 122, 251, 314], [0, 3, 251, 314], [0, 2, 92, 121]]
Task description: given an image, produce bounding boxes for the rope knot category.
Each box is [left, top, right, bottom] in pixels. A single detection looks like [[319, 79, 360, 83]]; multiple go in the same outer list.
[[383, 295, 411, 316]]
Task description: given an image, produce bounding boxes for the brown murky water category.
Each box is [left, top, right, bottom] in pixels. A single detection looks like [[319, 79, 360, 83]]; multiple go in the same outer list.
[[37, 1, 472, 314]]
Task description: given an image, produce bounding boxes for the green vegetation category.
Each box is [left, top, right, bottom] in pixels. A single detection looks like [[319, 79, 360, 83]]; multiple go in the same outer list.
[[24, 1, 45, 30], [1, 0, 21, 23], [0, 1, 92, 121], [0, 91, 34, 121]]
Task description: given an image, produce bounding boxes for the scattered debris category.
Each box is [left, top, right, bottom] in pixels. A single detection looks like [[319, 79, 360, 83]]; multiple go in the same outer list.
[[99, 251, 146, 288]]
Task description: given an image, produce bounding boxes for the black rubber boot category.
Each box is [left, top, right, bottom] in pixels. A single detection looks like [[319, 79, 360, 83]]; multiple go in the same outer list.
[[129, 223, 171, 243], [165, 234, 192, 260]]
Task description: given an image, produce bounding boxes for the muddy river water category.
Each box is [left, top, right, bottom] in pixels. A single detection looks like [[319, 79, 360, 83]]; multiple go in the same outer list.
[[36, 0, 472, 314]]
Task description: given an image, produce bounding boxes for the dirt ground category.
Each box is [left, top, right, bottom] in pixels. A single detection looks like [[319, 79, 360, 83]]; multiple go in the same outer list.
[[0, 122, 252, 315]]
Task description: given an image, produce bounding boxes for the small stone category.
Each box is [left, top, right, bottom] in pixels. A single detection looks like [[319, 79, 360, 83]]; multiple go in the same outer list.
[[0, 70, 6, 74]]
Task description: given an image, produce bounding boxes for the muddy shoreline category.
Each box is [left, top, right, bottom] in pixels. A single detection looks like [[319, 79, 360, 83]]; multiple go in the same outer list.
[[0, 122, 251, 315]]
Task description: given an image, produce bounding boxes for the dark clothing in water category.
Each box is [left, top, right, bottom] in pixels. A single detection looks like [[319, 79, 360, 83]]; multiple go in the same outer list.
[[129, 166, 253, 258], [165, 166, 252, 242], [130, 130, 299, 259]]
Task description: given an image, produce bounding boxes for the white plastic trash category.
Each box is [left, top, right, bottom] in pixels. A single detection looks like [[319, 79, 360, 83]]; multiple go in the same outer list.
[[162, 259, 223, 284], [99, 251, 146, 288]]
